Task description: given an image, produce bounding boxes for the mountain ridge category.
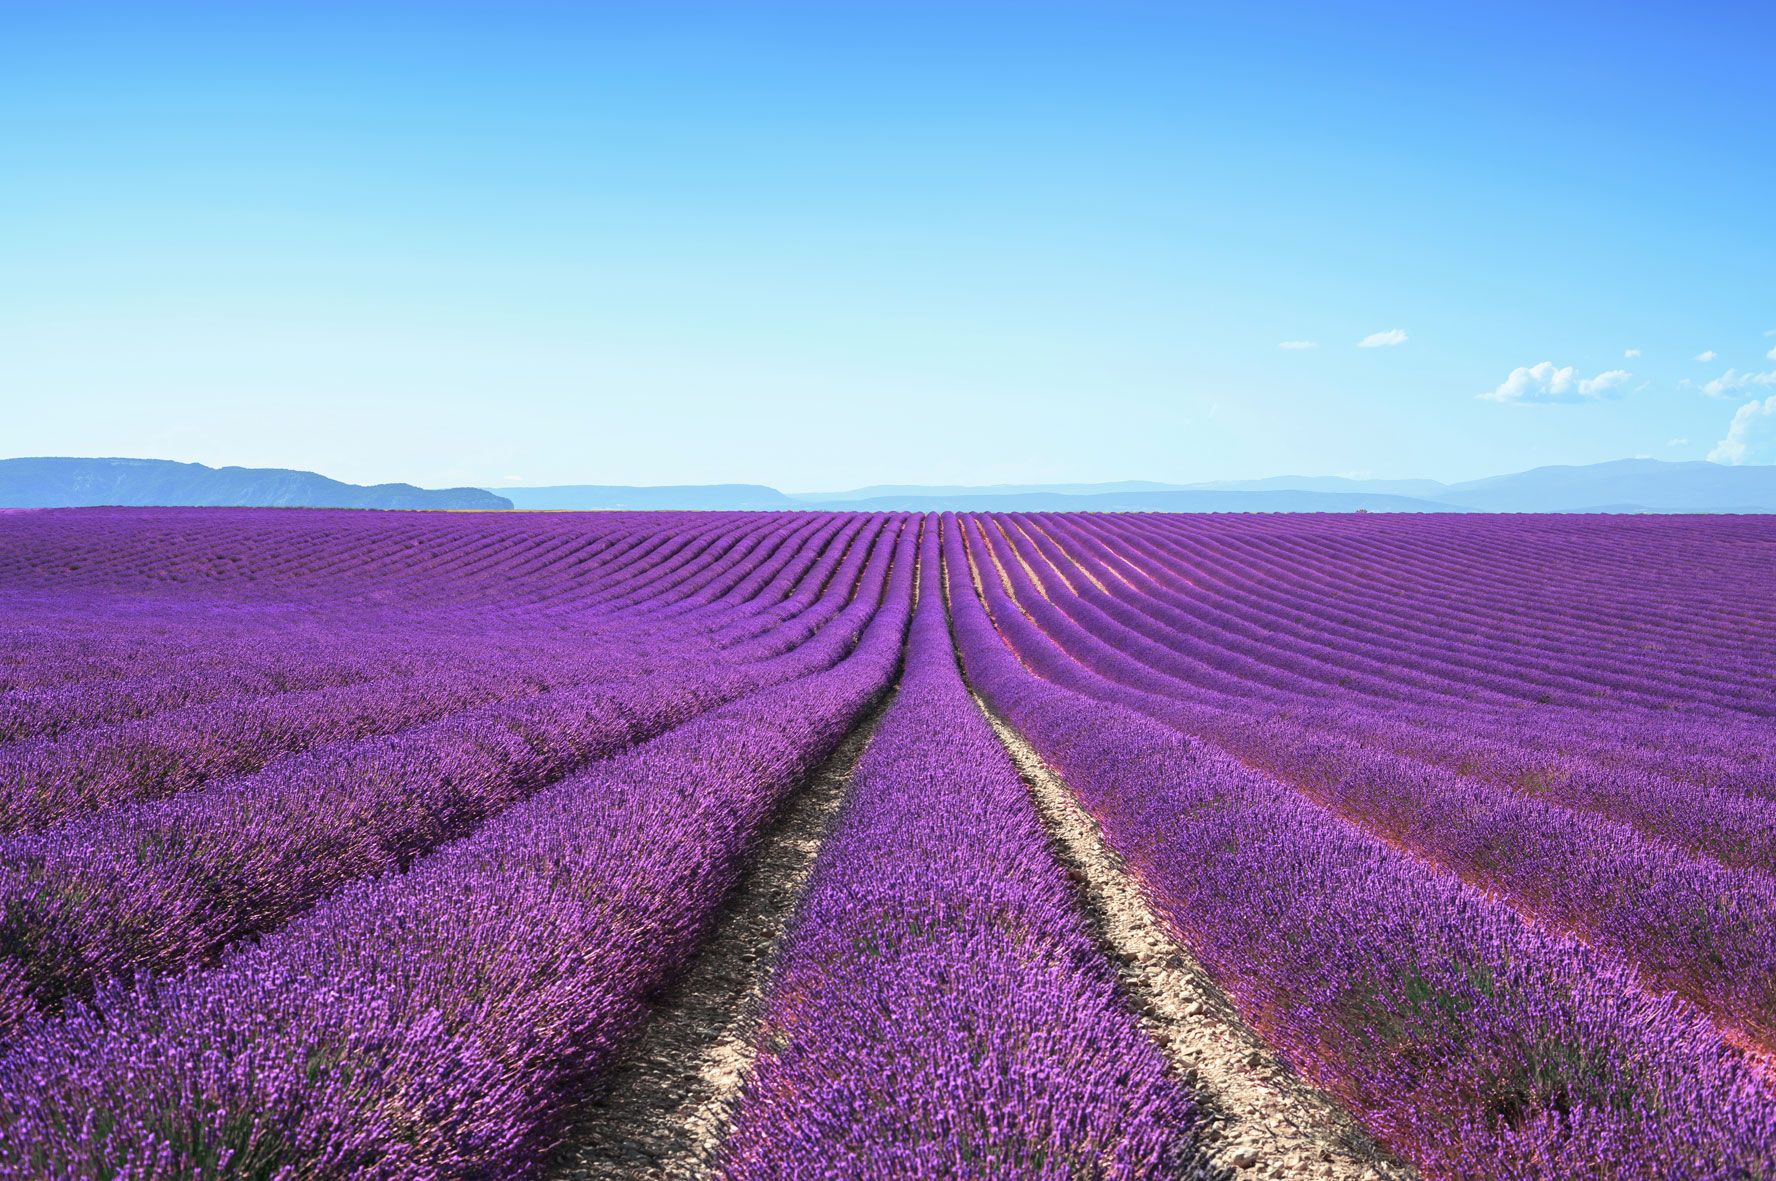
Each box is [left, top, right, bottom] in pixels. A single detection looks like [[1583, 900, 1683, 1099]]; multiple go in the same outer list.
[[505, 459, 1776, 512], [0, 458, 512, 511], [5, 456, 1775, 513]]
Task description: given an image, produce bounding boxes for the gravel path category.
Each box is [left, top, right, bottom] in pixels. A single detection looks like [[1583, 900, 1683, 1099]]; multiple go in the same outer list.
[[977, 694, 1419, 1181], [546, 692, 892, 1181]]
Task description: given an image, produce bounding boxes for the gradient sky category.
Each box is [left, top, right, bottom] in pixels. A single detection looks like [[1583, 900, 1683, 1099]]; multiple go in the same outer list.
[[4, 2, 1773, 491]]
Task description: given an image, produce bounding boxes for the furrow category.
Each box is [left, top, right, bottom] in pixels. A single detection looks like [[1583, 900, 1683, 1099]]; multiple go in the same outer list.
[[547, 691, 893, 1181], [978, 695, 1414, 1181]]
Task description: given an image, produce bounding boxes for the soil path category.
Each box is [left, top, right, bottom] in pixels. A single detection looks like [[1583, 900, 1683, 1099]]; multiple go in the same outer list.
[[546, 692, 892, 1181], [976, 695, 1419, 1181]]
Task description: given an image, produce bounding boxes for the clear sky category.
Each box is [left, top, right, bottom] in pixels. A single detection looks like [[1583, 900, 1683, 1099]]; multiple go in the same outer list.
[[4, 2, 1773, 491]]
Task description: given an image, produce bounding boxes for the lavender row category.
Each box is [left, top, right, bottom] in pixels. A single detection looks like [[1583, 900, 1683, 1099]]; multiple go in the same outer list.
[[1060, 518, 1776, 787], [719, 521, 1197, 1179], [0, 514, 880, 830], [1132, 512, 1776, 668], [945, 514, 1776, 1179], [1066, 512, 1775, 720], [966, 516, 1776, 1048], [0, 508, 802, 616], [1003, 512, 1776, 874], [0, 519, 907, 1034], [0, 513, 746, 727], [1071, 512, 1774, 717], [0, 618, 400, 742], [0, 644, 686, 833], [1122, 513, 1776, 714], [0, 523, 915, 1181], [1010, 516, 1776, 867]]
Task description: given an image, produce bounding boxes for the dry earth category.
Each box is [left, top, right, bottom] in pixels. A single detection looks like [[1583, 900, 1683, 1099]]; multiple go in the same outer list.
[[547, 692, 893, 1181], [977, 696, 1418, 1181], [547, 678, 1417, 1181]]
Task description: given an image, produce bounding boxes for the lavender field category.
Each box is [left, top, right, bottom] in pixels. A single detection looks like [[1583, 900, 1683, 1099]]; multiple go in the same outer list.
[[1, 506, 1773, 1180]]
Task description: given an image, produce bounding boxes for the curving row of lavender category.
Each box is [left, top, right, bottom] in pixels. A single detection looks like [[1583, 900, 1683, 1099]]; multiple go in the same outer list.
[[718, 524, 1199, 1179], [0, 520, 919, 1179], [945, 511, 1776, 1177], [0, 510, 907, 1036], [1, 505, 1771, 1179], [961, 515, 1776, 1051], [0, 511, 881, 828]]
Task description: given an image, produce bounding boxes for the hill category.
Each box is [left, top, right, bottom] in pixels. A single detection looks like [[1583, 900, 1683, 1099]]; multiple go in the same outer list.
[[788, 460, 1776, 513], [1434, 459, 1776, 512], [0, 458, 512, 511], [499, 484, 793, 511], [797, 489, 1459, 513], [10, 456, 1774, 514]]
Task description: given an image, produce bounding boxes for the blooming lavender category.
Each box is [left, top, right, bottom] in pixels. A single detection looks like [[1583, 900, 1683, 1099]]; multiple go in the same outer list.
[[1, 504, 1772, 1179], [946, 512, 1776, 1178], [0, 520, 917, 1180], [719, 521, 1200, 1179], [0, 512, 903, 1032]]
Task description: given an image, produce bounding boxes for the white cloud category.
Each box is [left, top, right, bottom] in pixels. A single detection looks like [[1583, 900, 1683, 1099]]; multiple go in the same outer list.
[[1767, 344, 1776, 360], [1480, 362, 1632, 404], [1624, 348, 1641, 358], [1667, 438, 1688, 446], [1696, 369, 1776, 400], [1709, 395, 1776, 465], [1278, 340, 1317, 350], [1695, 350, 1718, 362], [1765, 328, 1776, 336], [1358, 329, 1408, 348]]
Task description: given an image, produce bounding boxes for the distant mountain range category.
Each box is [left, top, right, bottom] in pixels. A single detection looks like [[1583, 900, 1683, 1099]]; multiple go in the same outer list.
[[500, 484, 793, 511], [1144, 460, 1776, 512], [790, 489, 1461, 513], [5, 456, 1775, 514], [499, 460, 1776, 513], [0, 458, 512, 511]]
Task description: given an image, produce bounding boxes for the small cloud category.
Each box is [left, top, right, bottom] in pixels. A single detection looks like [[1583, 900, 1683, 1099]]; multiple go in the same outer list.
[[1624, 348, 1641, 358], [1767, 344, 1776, 360], [503, 475, 523, 482], [1633, 453, 1653, 459], [1359, 329, 1408, 348], [1480, 362, 1632, 404], [1278, 340, 1317, 350], [1695, 350, 1718, 362], [1696, 369, 1776, 399], [1709, 395, 1776, 465], [1765, 328, 1776, 336], [1667, 438, 1688, 446]]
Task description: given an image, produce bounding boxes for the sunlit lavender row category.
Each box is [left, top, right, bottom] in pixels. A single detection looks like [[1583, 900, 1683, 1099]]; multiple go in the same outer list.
[[1, 506, 1771, 1179]]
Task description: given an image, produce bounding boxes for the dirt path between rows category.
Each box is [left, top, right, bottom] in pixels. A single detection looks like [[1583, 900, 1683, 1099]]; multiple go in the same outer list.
[[976, 694, 1418, 1181], [546, 692, 892, 1181]]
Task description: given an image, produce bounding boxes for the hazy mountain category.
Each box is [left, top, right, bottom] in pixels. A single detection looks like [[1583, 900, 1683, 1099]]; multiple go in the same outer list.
[[1180, 475, 1454, 498], [1434, 459, 1776, 512], [9, 457, 1772, 514], [797, 490, 1460, 513], [795, 461, 1776, 513], [791, 481, 1190, 502], [0, 458, 512, 511], [500, 484, 793, 511]]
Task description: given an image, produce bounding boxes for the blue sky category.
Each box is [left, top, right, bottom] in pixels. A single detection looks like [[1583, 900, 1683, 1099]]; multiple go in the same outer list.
[[3, 1, 1773, 491]]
